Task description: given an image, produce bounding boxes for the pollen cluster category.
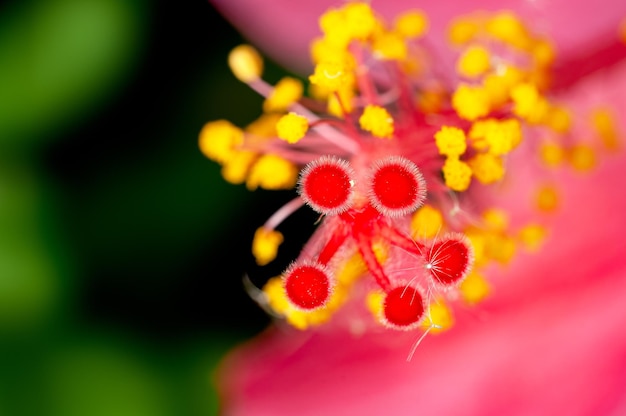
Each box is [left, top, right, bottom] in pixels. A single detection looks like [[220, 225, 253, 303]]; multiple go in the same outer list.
[[200, 3, 621, 336]]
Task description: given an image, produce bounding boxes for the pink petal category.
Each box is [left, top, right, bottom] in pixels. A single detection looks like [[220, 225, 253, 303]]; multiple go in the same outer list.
[[216, 45, 626, 416], [210, 0, 626, 82]]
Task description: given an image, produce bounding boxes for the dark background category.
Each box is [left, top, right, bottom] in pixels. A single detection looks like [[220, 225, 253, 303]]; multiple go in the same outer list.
[[0, 0, 315, 414]]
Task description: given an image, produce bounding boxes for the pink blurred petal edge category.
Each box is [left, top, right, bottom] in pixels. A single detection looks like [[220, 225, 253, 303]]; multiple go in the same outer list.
[[209, 1, 626, 415]]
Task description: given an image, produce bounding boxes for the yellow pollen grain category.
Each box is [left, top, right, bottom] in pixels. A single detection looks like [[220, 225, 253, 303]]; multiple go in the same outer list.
[[276, 112, 309, 143], [457, 45, 492, 78], [411, 205, 444, 239], [482, 65, 525, 107], [591, 108, 621, 151], [539, 142, 566, 167], [246, 154, 298, 190], [263, 77, 304, 113], [518, 224, 548, 252], [510, 83, 549, 124], [532, 38, 556, 67], [327, 86, 355, 117], [435, 126, 467, 157], [198, 120, 244, 164], [460, 271, 491, 304], [535, 184, 560, 212], [442, 157, 473, 191], [394, 10, 428, 38], [484, 233, 516, 264], [452, 84, 491, 121], [309, 61, 352, 92], [366, 290, 384, 320], [464, 229, 487, 266], [252, 227, 284, 266], [228, 44, 263, 83], [485, 11, 530, 50], [359, 105, 394, 138], [568, 144, 597, 172], [482, 208, 509, 232], [468, 153, 505, 184], [372, 31, 408, 60], [221, 150, 257, 185], [545, 106, 572, 133], [448, 16, 481, 46], [245, 113, 281, 137], [422, 300, 454, 333]]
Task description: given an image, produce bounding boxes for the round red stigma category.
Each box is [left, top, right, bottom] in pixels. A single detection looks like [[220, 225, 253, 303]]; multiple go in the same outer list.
[[382, 285, 425, 330], [368, 156, 426, 217], [299, 156, 355, 215], [283, 262, 332, 310], [426, 234, 473, 286]]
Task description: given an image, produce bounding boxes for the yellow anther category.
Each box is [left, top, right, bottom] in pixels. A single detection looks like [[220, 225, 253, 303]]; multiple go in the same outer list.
[[448, 16, 481, 45], [372, 31, 407, 60], [336, 253, 368, 286], [482, 208, 509, 232], [246, 154, 298, 190], [359, 105, 394, 138], [198, 120, 244, 164], [539, 142, 566, 167], [394, 10, 428, 38], [460, 271, 491, 305], [591, 108, 620, 151], [464, 229, 487, 266], [319, 3, 378, 47], [252, 227, 284, 266], [484, 233, 516, 264], [228, 44, 263, 83], [435, 126, 467, 157], [411, 204, 444, 239], [470, 118, 521, 155], [366, 290, 384, 320], [517, 224, 547, 252], [245, 113, 281, 137], [468, 153, 505, 184], [422, 300, 454, 333], [456, 45, 492, 78], [482, 65, 525, 107], [221, 151, 257, 185], [485, 12, 530, 50], [263, 77, 304, 113], [452, 84, 491, 121], [568, 144, 597, 172], [535, 184, 560, 212], [310, 37, 354, 66], [276, 112, 309, 144], [442, 157, 472, 191], [545, 106, 572, 133], [343, 2, 379, 40], [309, 61, 352, 92], [327, 86, 355, 117], [532, 38, 556, 67], [263, 277, 312, 330], [510, 83, 549, 124]]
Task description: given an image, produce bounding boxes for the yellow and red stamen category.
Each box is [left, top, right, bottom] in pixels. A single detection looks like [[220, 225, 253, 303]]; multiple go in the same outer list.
[[200, 3, 622, 334]]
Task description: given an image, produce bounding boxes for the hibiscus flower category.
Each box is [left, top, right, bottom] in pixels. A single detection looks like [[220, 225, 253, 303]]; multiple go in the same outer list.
[[203, 1, 626, 415]]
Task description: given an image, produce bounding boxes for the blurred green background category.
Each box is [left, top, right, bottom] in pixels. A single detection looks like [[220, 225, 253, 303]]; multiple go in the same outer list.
[[0, 0, 312, 414]]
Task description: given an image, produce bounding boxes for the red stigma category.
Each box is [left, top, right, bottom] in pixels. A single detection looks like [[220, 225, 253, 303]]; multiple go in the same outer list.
[[299, 156, 354, 215], [283, 262, 332, 310], [426, 235, 473, 286], [383, 286, 425, 329], [368, 156, 426, 217]]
